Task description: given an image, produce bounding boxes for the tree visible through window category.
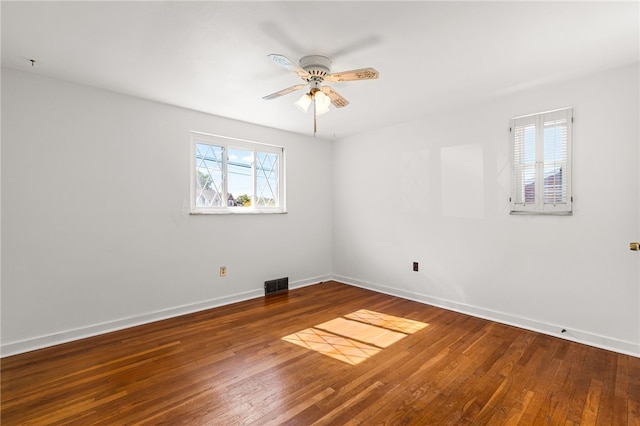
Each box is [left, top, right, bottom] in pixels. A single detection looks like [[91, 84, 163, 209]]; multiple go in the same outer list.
[[511, 108, 572, 214]]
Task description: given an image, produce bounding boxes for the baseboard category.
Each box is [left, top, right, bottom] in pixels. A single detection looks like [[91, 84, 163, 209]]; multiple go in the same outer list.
[[1, 275, 330, 357], [290, 275, 330, 290], [332, 274, 640, 358]]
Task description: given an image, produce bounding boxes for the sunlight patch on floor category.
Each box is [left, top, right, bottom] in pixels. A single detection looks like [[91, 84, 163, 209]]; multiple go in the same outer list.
[[282, 309, 428, 365]]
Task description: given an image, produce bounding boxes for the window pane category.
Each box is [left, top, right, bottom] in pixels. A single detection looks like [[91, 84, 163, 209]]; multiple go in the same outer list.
[[228, 147, 253, 207], [195, 143, 224, 207], [191, 132, 285, 214], [255, 152, 279, 207]]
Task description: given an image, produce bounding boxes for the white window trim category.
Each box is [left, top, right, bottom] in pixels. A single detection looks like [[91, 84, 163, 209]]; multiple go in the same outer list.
[[510, 107, 573, 215], [190, 131, 286, 215]]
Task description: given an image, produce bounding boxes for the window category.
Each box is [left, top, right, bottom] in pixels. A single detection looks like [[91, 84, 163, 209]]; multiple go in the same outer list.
[[510, 107, 573, 215], [190, 132, 285, 214]]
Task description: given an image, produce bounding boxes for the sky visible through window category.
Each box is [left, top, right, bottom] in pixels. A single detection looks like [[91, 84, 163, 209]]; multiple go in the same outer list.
[[227, 147, 253, 205]]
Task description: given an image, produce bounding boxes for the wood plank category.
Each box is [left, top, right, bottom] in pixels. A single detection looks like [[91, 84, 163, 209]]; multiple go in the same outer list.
[[2, 281, 639, 425]]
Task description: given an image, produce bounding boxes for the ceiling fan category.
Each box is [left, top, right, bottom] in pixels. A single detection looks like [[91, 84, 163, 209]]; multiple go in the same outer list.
[[263, 54, 379, 135]]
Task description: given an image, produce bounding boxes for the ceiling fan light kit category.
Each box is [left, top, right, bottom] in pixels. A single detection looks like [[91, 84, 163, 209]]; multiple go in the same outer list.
[[264, 53, 379, 136], [294, 93, 312, 113], [313, 91, 331, 115]]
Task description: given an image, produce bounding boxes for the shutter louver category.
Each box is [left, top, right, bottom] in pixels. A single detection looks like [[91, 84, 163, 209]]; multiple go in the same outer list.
[[542, 112, 568, 206], [511, 116, 538, 213]]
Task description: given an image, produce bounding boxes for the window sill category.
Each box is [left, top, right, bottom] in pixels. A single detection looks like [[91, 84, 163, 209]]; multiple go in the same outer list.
[[510, 211, 572, 216], [190, 210, 287, 215]]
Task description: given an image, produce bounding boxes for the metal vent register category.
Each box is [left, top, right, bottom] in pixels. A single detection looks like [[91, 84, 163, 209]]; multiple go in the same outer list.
[[264, 277, 288, 295]]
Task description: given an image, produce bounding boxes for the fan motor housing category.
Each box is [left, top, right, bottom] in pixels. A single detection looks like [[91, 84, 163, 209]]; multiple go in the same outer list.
[[299, 55, 331, 79]]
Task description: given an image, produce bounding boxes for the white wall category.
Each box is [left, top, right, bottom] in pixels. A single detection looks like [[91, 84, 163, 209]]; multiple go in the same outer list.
[[3, 64, 639, 358], [333, 63, 640, 356], [1, 68, 333, 355]]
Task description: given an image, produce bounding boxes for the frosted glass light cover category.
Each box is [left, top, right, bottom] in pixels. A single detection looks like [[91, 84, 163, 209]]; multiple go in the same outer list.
[[295, 93, 312, 113], [315, 91, 331, 115]]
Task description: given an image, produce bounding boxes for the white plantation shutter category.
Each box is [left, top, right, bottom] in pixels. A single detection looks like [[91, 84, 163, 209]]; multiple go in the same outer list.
[[512, 115, 537, 212], [511, 108, 572, 214]]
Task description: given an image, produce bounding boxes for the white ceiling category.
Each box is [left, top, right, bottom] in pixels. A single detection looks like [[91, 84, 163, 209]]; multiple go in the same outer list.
[[2, 1, 639, 140]]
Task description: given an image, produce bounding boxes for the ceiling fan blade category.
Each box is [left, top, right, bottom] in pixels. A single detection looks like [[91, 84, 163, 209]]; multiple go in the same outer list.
[[267, 54, 310, 80], [263, 83, 308, 100], [324, 67, 379, 83], [321, 86, 350, 108]]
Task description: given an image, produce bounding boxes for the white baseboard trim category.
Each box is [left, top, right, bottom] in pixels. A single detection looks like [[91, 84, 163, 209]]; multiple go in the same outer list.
[[1, 276, 330, 357], [290, 275, 330, 290], [332, 274, 640, 358]]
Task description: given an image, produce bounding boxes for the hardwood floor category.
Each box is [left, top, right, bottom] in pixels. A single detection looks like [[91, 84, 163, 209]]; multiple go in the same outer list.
[[2, 281, 639, 425]]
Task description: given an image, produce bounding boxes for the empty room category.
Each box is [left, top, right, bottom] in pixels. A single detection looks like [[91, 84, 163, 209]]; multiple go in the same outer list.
[[1, 1, 639, 424]]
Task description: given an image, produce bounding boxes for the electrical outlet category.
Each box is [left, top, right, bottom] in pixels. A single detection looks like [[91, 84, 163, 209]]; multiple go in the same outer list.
[[413, 262, 419, 272], [220, 266, 227, 277]]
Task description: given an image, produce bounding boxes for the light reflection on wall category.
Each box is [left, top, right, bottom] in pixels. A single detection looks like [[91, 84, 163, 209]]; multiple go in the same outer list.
[[282, 309, 428, 365]]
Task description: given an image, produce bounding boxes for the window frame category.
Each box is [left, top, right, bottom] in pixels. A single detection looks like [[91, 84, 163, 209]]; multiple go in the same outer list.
[[510, 107, 573, 215], [190, 131, 286, 215]]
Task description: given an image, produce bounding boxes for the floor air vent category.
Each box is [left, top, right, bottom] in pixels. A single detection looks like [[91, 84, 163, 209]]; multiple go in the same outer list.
[[265, 277, 288, 295]]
